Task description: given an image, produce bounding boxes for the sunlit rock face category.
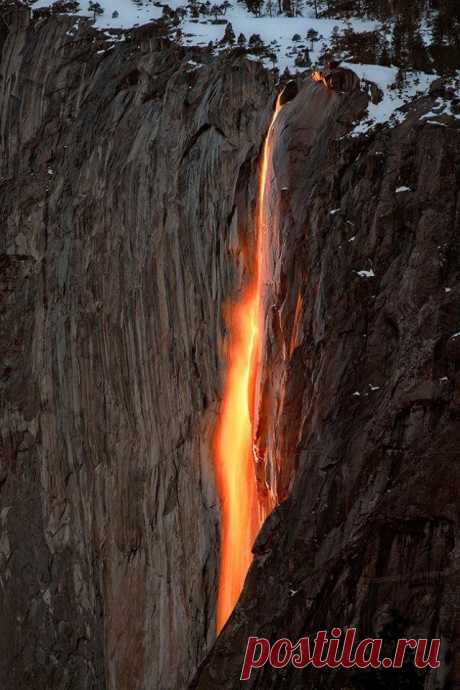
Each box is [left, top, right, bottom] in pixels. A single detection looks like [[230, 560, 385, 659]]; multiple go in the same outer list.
[[0, 9, 276, 690], [192, 81, 460, 689]]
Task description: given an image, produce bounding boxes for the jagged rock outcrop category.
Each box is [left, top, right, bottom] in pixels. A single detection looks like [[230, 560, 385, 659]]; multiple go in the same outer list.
[[193, 81, 460, 689], [0, 8, 276, 689]]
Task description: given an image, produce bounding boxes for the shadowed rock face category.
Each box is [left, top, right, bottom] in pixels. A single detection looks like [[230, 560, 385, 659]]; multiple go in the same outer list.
[[325, 66, 360, 92], [192, 82, 460, 689], [279, 80, 299, 106], [314, 66, 361, 92], [0, 10, 276, 690]]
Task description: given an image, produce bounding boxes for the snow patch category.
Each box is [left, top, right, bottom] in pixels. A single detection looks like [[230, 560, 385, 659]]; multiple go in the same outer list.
[[421, 94, 460, 123], [343, 63, 438, 137]]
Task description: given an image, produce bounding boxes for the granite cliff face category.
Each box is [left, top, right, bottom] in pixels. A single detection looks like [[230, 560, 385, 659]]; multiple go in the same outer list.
[[194, 79, 460, 690], [1, 6, 459, 690], [0, 8, 275, 689]]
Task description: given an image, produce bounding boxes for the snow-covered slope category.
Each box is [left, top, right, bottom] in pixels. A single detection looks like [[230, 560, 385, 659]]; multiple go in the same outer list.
[[32, 0, 377, 71], [342, 63, 437, 136]]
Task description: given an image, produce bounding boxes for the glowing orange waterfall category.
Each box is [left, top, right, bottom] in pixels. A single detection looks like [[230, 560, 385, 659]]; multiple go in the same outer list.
[[214, 96, 282, 633]]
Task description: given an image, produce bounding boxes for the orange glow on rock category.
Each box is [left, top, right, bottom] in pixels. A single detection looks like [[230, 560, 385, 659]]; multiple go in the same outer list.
[[214, 96, 282, 633]]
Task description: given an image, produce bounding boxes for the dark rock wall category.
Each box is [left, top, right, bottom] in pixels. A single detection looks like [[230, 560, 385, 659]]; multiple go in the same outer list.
[[193, 82, 460, 689], [0, 10, 275, 689]]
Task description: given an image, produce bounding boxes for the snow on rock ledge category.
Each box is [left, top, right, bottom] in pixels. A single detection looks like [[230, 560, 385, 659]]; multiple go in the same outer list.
[[342, 62, 439, 137]]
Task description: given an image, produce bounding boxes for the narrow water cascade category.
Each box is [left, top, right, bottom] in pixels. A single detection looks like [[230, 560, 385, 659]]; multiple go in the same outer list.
[[214, 95, 283, 633]]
